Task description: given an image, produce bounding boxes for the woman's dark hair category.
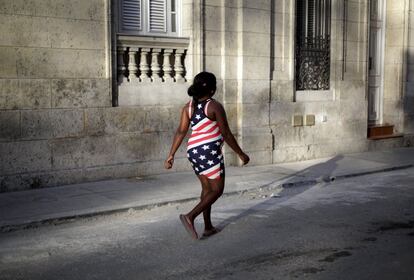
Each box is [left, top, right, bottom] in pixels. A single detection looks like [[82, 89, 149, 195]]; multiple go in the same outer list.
[[187, 72, 217, 101]]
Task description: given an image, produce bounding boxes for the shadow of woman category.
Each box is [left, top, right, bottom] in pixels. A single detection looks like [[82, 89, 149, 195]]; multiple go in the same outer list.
[[212, 155, 345, 234]]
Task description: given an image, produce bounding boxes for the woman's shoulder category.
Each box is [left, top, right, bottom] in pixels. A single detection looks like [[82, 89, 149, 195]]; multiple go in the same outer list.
[[208, 98, 222, 106], [208, 99, 224, 111], [183, 99, 192, 109], [182, 100, 193, 116]]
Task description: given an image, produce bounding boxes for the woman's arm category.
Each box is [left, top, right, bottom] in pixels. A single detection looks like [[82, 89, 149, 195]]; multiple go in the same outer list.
[[164, 105, 190, 169], [208, 101, 249, 165]]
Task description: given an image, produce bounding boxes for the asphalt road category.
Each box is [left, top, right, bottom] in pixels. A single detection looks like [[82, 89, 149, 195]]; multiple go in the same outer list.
[[1, 167, 414, 280]]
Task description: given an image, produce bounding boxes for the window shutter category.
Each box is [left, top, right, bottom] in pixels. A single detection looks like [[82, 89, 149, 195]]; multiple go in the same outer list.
[[149, 0, 166, 33], [121, 0, 142, 31]]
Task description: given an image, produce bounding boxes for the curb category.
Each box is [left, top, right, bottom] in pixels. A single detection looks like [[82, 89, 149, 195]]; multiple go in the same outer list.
[[1, 164, 413, 233]]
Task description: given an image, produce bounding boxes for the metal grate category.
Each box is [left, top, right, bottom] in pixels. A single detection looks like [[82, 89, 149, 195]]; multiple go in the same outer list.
[[295, 0, 331, 90]]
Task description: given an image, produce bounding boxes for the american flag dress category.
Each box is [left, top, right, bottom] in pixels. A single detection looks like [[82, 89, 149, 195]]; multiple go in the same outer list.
[[187, 98, 224, 179]]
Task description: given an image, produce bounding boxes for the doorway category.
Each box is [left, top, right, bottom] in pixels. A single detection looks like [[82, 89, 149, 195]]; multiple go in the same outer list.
[[368, 0, 386, 125]]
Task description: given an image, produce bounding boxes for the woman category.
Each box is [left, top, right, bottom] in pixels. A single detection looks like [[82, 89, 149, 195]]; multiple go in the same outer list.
[[164, 72, 249, 240]]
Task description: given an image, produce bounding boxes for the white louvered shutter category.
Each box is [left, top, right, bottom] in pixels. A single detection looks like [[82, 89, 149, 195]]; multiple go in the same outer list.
[[148, 0, 166, 33], [121, 0, 142, 31]]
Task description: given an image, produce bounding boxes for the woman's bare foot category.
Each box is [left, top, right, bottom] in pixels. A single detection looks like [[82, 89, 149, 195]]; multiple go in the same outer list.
[[179, 214, 198, 240]]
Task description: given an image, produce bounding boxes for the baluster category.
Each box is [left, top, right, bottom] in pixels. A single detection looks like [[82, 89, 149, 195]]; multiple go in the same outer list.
[[117, 47, 128, 84], [174, 49, 186, 82], [139, 48, 151, 82], [151, 48, 162, 82], [128, 47, 139, 83], [162, 49, 174, 82]]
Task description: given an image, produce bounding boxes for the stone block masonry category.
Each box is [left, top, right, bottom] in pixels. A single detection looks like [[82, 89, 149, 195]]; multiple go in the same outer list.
[[0, 0, 184, 191], [0, 0, 107, 191], [1, 0, 413, 192], [0, 0, 193, 191], [0, 105, 189, 192]]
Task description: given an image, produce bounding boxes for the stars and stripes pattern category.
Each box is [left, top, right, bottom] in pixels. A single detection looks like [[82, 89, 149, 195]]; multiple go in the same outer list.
[[187, 98, 224, 179]]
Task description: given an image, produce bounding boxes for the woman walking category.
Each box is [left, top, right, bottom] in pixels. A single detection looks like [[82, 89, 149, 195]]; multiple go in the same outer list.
[[164, 72, 249, 240]]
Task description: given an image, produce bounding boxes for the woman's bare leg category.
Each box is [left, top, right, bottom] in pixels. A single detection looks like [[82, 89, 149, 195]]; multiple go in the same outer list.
[[185, 175, 225, 224], [197, 175, 213, 230]]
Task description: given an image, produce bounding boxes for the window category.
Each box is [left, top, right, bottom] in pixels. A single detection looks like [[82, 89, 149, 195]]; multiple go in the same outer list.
[[119, 0, 180, 37], [295, 0, 331, 90]]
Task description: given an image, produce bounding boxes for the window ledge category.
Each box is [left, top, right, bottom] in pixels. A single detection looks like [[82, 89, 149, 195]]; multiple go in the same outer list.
[[295, 90, 334, 102], [117, 34, 190, 49]]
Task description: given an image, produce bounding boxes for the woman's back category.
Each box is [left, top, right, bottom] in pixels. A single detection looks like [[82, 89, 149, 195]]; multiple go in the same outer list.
[[187, 98, 224, 179]]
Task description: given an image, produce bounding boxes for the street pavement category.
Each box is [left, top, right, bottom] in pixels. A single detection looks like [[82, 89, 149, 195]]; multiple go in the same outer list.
[[1, 147, 414, 231], [0, 160, 413, 279]]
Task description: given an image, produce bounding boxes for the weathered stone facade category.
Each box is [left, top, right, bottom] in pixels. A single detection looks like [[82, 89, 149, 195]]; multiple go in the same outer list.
[[0, 0, 413, 192]]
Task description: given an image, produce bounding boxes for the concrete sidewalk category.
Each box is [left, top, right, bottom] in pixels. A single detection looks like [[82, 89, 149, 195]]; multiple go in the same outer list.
[[1, 147, 414, 232]]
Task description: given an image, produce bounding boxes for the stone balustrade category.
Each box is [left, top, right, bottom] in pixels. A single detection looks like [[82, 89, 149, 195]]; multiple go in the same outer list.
[[117, 35, 189, 83]]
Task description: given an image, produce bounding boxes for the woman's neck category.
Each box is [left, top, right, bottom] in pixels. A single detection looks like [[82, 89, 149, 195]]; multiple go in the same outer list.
[[197, 96, 211, 102]]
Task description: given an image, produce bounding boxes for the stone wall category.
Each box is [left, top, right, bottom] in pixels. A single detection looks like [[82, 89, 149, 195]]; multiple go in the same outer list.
[[0, 0, 113, 191], [1, 0, 413, 192], [269, 0, 370, 163], [383, 0, 407, 133], [199, 1, 274, 166], [0, 0, 205, 192], [0, 0, 187, 192]]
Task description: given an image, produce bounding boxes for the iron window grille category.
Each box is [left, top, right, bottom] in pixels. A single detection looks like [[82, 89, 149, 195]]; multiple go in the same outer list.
[[295, 0, 331, 90]]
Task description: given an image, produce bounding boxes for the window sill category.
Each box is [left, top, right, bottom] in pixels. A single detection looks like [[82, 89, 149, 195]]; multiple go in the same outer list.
[[294, 90, 334, 102], [117, 34, 190, 48]]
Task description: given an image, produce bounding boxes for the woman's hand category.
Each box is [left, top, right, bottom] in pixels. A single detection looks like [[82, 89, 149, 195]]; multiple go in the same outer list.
[[238, 152, 250, 166], [164, 155, 174, 169]]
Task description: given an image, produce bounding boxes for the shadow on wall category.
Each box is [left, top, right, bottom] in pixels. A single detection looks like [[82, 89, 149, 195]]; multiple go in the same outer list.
[[404, 48, 414, 134], [216, 155, 344, 231]]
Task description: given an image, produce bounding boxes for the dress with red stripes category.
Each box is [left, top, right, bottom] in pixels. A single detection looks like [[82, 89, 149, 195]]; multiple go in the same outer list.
[[187, 98, 224, 179]]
